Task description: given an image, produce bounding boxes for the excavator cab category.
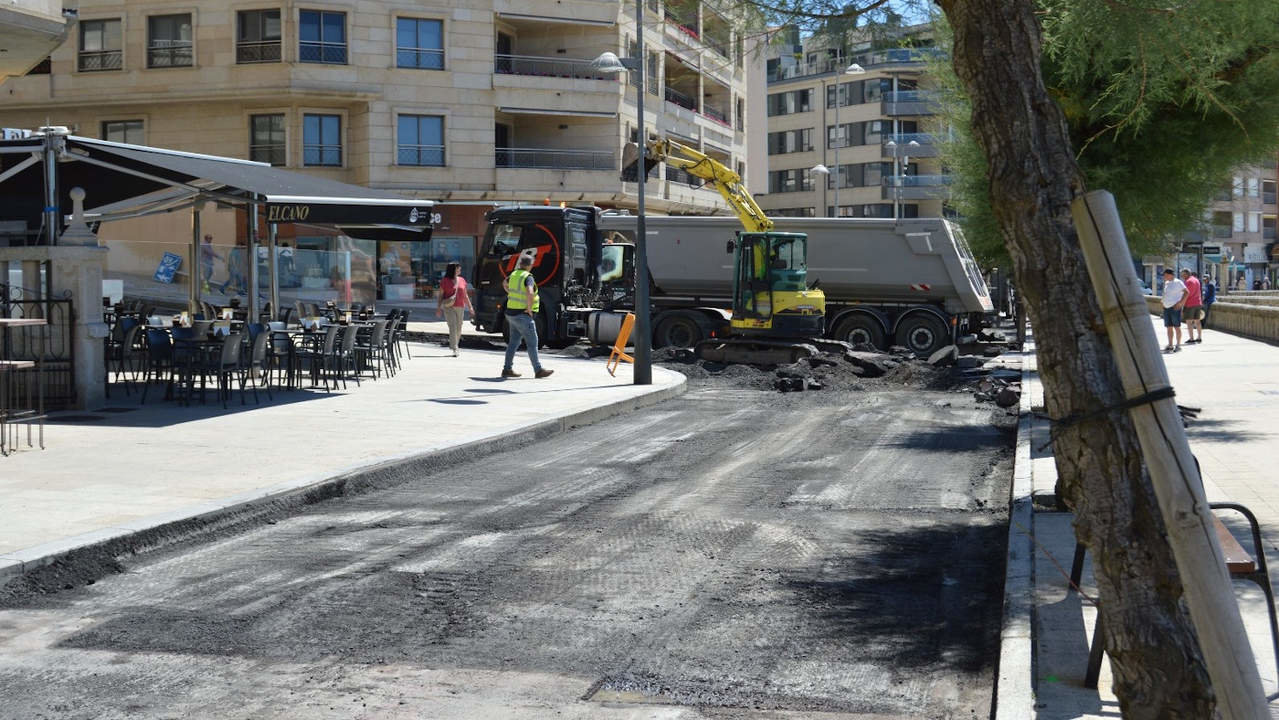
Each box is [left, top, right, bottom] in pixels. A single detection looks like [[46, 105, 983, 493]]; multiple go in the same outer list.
[[728, 232, 824, 339]]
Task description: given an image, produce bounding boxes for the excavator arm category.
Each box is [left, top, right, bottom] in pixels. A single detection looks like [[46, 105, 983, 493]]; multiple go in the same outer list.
[[645, 138, 774, 233]]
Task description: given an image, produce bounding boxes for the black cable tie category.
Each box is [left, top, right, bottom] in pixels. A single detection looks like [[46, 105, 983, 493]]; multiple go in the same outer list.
[[1034, 387, 1176, 453]]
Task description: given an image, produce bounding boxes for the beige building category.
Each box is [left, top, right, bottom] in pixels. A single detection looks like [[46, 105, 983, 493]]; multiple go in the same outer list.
[[0, 0, 762, 305], [0, 1, 74, 81], [758, 26, 948, 220]]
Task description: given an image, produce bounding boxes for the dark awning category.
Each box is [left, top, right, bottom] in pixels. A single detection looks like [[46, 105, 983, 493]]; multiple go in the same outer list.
[[0, 134, 433, 240]]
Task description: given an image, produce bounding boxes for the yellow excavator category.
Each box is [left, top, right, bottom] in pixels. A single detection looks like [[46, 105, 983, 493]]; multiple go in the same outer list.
[[640, 138, 836, 363]]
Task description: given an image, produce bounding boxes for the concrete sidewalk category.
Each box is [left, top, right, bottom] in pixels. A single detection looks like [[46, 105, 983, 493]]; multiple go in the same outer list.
[[0, 340, 684, 584], [1017, 319, 1279, 717]]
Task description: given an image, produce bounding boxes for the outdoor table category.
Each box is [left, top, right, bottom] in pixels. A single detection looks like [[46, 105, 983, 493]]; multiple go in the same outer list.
[[0, 318, 47, 456]]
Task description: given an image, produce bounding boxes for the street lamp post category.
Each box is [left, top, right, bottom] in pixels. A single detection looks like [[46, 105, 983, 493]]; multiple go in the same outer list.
[[884, 138, 919, 220], [830, 63, 865, 217], [592, 6, 652, 385]]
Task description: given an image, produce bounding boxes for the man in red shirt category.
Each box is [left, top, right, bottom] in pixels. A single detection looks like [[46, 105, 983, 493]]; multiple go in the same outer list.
[[1181, 269, 1204, 344]]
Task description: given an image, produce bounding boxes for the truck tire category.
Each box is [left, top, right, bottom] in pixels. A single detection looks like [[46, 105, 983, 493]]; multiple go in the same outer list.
[[831, 313, 886, 349], [654, 312, 711, 348], [894, 313, 949, 356]]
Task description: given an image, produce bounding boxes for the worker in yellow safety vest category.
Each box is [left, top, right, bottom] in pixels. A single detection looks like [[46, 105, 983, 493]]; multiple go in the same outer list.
[[501, 252, 553, 379]]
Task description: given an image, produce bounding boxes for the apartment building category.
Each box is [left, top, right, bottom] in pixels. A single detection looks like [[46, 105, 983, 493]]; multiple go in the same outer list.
[[0, 1, 74, 81], [0, 0, 761, 305], [1148, 163, 1279, 290], [758, 26, 947, 220]]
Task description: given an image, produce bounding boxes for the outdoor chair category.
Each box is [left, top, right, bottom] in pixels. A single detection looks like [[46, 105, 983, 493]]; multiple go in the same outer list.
[[139, 328, 178, 404], [392, 309, 411, 362], [209, 333, 249, 408], [332, 325, 361, 389], [192, 319, 214, 337], [294, 300, 308, 321], [295, 325, 339, 392], [243, 325, 273, 401], [355, 319, 391, 379], [111, 322, 145, 396]]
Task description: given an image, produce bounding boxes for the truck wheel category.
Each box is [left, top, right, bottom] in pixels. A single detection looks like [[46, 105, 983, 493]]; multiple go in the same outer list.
[[655, 313, 710, 348], [832, 314, 886, 349], [894, 313, 949, 356]]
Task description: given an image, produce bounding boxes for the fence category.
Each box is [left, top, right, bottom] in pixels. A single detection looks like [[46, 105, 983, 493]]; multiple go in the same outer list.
[[0, 284, 76, 410]]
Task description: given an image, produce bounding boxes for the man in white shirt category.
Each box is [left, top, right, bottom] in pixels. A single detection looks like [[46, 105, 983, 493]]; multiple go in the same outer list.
[[1160, 268, 1187, 353]]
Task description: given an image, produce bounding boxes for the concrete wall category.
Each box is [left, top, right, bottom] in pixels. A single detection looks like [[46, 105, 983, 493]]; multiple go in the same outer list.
[[1145, 295, 1279, 344]]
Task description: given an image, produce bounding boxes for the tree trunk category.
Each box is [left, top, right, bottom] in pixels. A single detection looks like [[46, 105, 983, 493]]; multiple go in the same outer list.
[[936, 0, 1215, 715]]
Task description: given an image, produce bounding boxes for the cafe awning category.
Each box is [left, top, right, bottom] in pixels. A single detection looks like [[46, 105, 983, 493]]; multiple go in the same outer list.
[[0, 133, 433, 241]]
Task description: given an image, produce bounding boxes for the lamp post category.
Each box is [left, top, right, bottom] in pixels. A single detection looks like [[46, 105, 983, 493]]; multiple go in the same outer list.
[[592, 8, 652, 385], [884, 138, 919, 220], [810, 163, 830, 209], [829, 63, 866, 217]]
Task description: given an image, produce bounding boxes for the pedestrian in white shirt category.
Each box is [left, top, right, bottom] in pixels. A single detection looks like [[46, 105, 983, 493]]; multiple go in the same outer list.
[[1160, 268, 1187, 353]]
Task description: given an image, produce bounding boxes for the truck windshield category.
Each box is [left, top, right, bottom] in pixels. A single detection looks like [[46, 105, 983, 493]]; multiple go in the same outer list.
[[489, 223, 521, 256]]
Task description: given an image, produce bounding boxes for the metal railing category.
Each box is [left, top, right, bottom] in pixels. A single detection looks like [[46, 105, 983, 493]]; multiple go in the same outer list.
[[666, 166, 699, 186], [147, 41, 193, 68], [768, 47, 944, 83], [1212, 226, 1233, 238], [0, 285, 75, 410], [78, 50, 122, 72], [883, 174, 952, 187], [299, 41, 347, 64], [700, 105, 730, 127], [398, 145, 445, 166], [249, 144, 286, 166], [494, 54, 610, 80], [236, 40, 281, 63], [303, 144, 342, 166], [495, 148, 614, 171], [398, 47, 444, 69], [883, 132, 935, 145], [665, 86, 697, 111]]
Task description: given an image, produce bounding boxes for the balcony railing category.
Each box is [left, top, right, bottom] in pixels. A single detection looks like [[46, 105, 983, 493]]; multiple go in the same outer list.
[[768, 48, 944, 83], [494, 54, 611, 80], [147, 42, 193, 68], [883, 174, 952, 200], [666, 166, 699, 186], [236, 40, 281, 63], [398, 48, 444, 70], [249, 144, 286, 166], [883, 133, 939, 157], [496, 147, 614, 171], [300, 41, 347, 64], [883, 174, 952, 188], [398, 145, 445, 167], [1212, 225, 1233, 238], [700, 105, 730, 127], [664, 86, 697, 112], [78, 50, 122, 72], [883, 90, 940, 116]]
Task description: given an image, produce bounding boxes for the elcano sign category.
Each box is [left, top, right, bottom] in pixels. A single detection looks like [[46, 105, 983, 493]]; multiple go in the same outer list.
[[263, 200, 433, 226]]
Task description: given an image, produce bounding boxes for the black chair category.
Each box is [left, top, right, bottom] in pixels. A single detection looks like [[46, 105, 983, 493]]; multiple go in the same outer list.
[[296, 325, 339, 392], [210, 333, 248, 408], [331, 325, 361, 389], [243, 325, 272, 402], [139, 328, 177, 404], [356, 319, 392, 379], [111, 322, 145, 396]]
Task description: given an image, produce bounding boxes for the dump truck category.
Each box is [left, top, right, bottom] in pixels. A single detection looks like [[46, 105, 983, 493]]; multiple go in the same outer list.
[[473, 207, 993, 357]]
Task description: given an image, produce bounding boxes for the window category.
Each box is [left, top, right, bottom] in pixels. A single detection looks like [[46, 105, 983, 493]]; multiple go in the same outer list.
[[1264, 181, 1277, 205], [303, 114, 342, 166], [249, 114, 286, 166], [1247, 177, 1260, 198], [648, 51, 659, 96], [826, 123, 856, 149], [397, 115, 444, 166], [766, 89, 812, 117], [863, 119, 886, 145], [827, 164, 857, 189], [102, 120, 144, 145], [79, 19, 122, 72], [299, 10, 346, 64], [768, 129, 811, 155], [148, 14, 193, 68], [826, 81, 859, 108], [1248, 211, 1261, 233], [396, 17, 443, 69], [1233, 211, 1245, 232], [237, 10, 281, 63], [773, 207, 816, 218], [1233, 176, 1244, 198], [767, 168, 813, 193], [864, 78, 886, 103], [735, 97, 744, 131]]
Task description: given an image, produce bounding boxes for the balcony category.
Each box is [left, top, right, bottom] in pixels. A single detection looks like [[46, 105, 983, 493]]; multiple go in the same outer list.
[[767, 48, 943, 83], [495, 54, 611, 80], [237, 40, 281, 63], [700, 104, 730, 128], [882, 174, 952, 200], [882, 133, 939, 158], [665, 85, 697, 113], [78, 50, 122, 72], [496, 147, 614, 171], [882, 90, 939, 116], [1212, 225, 1233, 238]]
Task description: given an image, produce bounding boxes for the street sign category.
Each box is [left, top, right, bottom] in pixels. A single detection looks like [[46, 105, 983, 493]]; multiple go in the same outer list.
[[153, 252, 182, 283]]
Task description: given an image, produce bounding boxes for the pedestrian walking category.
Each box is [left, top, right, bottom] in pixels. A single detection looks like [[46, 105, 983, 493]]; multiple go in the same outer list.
[[435, 262, 473, 357], [501, 252, 553, 379], [220, 239, 248, 296], [1160, 268, 1187, 353], [200, 233, 216, 295], [1202, 275, 1216, 328], [1265, 276, 1273, 291], [1181, 269, 1203, 344]]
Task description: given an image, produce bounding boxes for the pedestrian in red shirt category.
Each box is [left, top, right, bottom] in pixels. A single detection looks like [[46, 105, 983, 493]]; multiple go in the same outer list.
[[1181, 269, 1203, 344]]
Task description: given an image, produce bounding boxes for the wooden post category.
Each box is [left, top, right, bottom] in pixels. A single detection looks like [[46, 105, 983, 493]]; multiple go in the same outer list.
[[1073, 190, 1268, 718]]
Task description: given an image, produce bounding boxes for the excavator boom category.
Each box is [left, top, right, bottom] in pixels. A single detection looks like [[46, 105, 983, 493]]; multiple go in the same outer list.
[[646, 139, 774, 233]]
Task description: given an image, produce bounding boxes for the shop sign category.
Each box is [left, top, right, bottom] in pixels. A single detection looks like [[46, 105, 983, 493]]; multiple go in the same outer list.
[[1202, 244, 1222, 256]]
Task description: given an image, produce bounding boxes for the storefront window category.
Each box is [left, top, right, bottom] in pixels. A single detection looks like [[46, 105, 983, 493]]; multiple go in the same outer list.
[[375, 236, 475, 303]]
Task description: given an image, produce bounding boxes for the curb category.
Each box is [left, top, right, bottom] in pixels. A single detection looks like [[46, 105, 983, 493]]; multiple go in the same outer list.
[[994, 327, 1037, 719], [0, 372, 688, 588]]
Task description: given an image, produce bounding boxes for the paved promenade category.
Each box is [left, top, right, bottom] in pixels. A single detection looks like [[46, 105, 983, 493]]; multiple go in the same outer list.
[[1023, 319, 1279, 717], [0, 339, 684, 583]]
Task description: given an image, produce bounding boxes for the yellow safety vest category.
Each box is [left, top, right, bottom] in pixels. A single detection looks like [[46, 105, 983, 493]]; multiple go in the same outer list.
[[506, 269, 539, 312]]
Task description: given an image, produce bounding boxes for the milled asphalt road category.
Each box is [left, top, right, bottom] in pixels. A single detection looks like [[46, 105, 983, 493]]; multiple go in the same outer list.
[[0, 384, 1012, 720]]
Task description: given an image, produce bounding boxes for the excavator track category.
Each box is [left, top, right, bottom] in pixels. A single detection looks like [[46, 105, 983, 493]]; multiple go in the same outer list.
[[694, 338, 822, 365]]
